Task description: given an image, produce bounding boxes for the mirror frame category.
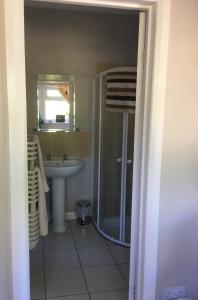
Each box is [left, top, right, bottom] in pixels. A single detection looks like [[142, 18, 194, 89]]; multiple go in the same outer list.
[[37, 73, 76, 132]]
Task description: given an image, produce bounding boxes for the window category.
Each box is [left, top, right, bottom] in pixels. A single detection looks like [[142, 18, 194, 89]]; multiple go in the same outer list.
[[47, 89, 62, 98], [45, 100, 70, 123]]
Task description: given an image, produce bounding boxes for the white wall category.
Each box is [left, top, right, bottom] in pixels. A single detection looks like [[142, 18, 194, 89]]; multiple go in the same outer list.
[[156, 0, 198, 299], [67, 158, 92, 211], [0, 0, 30, 299], [0, 3, 13, 298]]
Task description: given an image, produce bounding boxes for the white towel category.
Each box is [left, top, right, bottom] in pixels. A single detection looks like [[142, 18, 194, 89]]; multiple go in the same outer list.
[[33, 135, 49, 192], [35, 166, 48, 236]]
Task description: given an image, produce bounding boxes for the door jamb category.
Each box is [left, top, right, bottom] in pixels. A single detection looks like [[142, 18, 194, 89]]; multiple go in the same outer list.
[[0, 0, 171, 299]]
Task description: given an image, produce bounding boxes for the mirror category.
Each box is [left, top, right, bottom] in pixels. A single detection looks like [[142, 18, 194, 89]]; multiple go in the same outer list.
[[37, 74, 76, 132]]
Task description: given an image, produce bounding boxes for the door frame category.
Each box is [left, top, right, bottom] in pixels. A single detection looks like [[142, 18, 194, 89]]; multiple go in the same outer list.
[[0, 0, 171, 299]]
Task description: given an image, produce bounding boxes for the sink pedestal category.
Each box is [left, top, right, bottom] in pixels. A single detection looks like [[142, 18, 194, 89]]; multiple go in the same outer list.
[[51, 178, 66, 232], [44, 159, 85, 233]]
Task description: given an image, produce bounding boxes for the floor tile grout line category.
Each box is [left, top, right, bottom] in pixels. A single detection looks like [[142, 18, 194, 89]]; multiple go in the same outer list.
[[73, 262, 115, 269], [43, 244, 107, 253], [43, 244, 107, 250], [71, 221, 129, 288], [106, 245, 129, 287], [39, 225, 126, 271], [31, 261, 128, 274], [45, 289, 129, 300], [70, 221, 129, 294], [40, 221, 128, 299], [40, 262, 116, 274], [43, 266, 81, 273], [30, 260, 129, 275], [90, 287, 129, 295], [43, 222, 87, 299], [42, 237, 47, 300], [69, 221, 92, 300], [43, 248, 80, 254], [45, 292, 88, 299], [116, 264, 129, 288]]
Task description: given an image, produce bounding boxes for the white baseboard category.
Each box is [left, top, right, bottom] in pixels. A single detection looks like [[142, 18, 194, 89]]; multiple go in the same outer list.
[[65, 211, 77, 220]]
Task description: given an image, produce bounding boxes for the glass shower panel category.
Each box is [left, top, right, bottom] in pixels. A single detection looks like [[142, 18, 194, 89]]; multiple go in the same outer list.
[[125, 113, 135, 243], [92, 77, 100, 223], [99, 77, 123, 240]]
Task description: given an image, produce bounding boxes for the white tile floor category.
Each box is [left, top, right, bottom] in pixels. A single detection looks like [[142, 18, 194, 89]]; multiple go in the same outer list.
[[30, 221, 130, 300]]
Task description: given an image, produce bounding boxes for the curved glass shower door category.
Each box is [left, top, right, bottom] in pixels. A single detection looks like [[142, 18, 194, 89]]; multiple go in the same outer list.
[[125, 113, 135, 244], [99, 110, 123, 241], [93, 74, 135, 246]]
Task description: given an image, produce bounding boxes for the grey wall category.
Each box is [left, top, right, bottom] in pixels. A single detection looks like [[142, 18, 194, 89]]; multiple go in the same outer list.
[[156, 0, 198, 299], [25, 7, 139, 132]]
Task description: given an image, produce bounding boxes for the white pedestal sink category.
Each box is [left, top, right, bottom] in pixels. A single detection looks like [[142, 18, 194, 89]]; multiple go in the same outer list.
[[44, 159, 84, 232]]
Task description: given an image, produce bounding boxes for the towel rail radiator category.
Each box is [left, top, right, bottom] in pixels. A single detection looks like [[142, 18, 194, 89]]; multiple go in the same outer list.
[[28, 138, 39, 250]]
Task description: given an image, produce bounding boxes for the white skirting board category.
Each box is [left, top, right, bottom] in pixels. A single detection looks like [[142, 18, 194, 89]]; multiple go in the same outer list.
[[65, 211, 77, 220]]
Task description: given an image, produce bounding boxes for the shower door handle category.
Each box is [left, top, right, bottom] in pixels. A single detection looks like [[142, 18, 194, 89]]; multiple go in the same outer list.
[[127, 159, 132, 164], [116, 158, 122, 163]]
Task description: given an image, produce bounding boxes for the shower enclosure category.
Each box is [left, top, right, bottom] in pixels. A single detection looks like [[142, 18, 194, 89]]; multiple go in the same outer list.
[[93, 69, 135, 247]]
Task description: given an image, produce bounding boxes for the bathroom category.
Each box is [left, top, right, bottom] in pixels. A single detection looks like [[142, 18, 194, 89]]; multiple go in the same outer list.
[[25, 2, 140, 299]]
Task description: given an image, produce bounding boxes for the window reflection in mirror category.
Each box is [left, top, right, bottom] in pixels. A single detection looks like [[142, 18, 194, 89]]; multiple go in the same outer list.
[[37, 74, 75, 132]]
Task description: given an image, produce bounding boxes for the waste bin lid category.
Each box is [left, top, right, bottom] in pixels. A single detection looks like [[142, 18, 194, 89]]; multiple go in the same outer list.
[[77, 200, 91, 207]]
